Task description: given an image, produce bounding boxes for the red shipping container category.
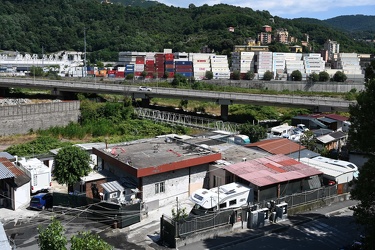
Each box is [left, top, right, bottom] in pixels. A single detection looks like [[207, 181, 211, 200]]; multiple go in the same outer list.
[[175, 65, 192, 69], [165, 64, 174, 69], [145, 60, 154, 65], [108, 70, 116, 74], [168, 72, 175, 78], [115, 72, 125, 78], [134, 72, 142, 76]]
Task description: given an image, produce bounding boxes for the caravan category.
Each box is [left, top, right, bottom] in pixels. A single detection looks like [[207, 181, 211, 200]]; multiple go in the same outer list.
[[269, 124, 294, 138], [189, 182, 253, 215], [17, 158, 52, 194], [312, 156, 359, 178]]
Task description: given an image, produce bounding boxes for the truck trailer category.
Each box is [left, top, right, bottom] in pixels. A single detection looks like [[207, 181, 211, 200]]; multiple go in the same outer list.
[[16, 157, 52, 194]]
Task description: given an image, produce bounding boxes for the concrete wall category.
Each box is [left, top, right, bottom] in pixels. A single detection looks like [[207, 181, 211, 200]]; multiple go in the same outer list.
[[14, 182, 30, 210], [204, 80, 365, 93], [0, 101, 80, 136], [143, 165, 208, 208]]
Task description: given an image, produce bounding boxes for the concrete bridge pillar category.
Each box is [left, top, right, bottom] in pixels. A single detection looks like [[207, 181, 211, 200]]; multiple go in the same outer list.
[[221, 104, 229, 121], [141, 98, 150, 108], [217, 99, 232, 121]]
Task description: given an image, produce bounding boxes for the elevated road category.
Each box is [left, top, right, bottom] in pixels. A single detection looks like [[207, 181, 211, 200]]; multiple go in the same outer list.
[[0, 78, 356, 118]]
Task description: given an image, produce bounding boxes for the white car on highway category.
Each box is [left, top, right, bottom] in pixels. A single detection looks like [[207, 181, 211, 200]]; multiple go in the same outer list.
[[138, 86, 152, 91]]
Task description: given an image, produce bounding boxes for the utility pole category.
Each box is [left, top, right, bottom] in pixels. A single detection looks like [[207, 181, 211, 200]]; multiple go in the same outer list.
[[83, 27, 87, 78]]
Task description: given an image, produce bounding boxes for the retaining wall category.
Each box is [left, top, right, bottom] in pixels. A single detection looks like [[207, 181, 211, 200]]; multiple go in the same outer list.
[[0, 101, 80, 136]]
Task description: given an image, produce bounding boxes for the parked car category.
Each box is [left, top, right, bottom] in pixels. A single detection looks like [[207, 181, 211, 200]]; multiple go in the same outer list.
[[29, 193, 53, 210], [138, 86, 152, 91]]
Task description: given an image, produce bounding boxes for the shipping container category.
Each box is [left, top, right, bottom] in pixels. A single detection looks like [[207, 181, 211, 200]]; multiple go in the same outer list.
[[165, 60, 174, 65], [175, 72, 193, 77], [116, 72, 125, 78], [175, 61, 193, 65]]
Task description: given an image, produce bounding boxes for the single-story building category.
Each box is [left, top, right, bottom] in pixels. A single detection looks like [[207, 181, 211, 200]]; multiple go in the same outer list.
[[222, 154, 323, 202], [0, 156, 30, 210], [92, 136, 221, 210], [316, 130, 347, 151]]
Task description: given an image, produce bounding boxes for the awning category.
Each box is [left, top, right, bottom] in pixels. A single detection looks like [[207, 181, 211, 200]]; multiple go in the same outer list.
[[101, 181, 124, 193]]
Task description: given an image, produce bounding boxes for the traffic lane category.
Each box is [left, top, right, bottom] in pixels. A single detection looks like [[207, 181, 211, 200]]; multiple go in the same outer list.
[[179, 209, 361, 250]]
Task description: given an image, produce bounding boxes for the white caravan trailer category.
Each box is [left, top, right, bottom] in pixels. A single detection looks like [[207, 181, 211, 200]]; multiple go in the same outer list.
[[190, 182, 253, 215]]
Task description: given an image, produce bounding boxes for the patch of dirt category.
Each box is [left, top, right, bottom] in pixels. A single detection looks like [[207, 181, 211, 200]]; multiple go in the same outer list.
[[0, 134, 38, 151]]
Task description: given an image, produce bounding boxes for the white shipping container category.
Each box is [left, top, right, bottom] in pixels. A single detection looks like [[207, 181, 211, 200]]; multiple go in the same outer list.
[[193, 59, 210, 63], [193, 63, 211, 68], [193, 67, 211, 72], [241, 52, 254, 56], [210, 55, 227, 59], [134, 64, 145, 71]]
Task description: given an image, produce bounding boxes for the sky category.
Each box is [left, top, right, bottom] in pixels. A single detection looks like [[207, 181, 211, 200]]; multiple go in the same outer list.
[[155, 0, 375, 20]]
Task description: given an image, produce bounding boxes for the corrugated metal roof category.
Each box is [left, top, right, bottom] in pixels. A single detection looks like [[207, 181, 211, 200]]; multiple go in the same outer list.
[[101, 181, 124, 193], [245, 138, 305, 155], [324, 114, 349, 122], [223, 154, 322, 187], [318, 117, 337, 124], [330, 131, 347, 139], [286, 149, 320, 159], [0, 163, 15, 180], [0, 158, 30, 186], [316, 134, 335, 144]]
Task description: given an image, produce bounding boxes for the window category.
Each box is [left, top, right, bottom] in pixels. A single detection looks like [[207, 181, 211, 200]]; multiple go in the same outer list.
[[229, 199, 237, 206], [219, 203, 227, 209], [155, 182, 165, 194]]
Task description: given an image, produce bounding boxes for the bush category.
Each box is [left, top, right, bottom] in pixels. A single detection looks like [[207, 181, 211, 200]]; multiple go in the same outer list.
[[263, 70, 274, 81], [319, 71, 330, 82]]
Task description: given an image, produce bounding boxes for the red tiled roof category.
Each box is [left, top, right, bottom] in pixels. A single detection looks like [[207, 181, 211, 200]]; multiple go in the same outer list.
[[245, 138, 305, 155], [324, 114, 349, 122], [223, 154, 322, 187]]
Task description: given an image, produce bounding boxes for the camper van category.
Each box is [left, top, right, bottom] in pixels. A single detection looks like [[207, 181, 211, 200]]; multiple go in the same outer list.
[[269, 124, 294, 138], [228, 134, 250, 145], [312, 156, 359, 179], [189, 182, 253, 215]]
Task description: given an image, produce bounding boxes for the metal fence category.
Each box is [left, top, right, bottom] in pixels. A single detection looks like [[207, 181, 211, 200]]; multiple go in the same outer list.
[[160, 209, 235, 247], [52, 192, 141, 228]]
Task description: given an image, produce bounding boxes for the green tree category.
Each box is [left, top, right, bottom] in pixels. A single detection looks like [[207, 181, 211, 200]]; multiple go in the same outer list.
[[309, 72, 319, 82], [141, 71, 147, 79], [171, 207, 188, 221], [348, 78, 375, 248], [238, 123, 267, 143], [125, 73, 134, 80], [205, 71, 213, 80], [244, 71, 255, 80], [333, 71, 347, 82], [299, 130, 316, 151], [52, 145, 91, 192], [38, 218, 67, 250], [30, 66, 44, 77], [232, 70, 241, 80], [290, 70, 302, 81], [364, 60, 375, 83], [318, 71, 330, 82], [71, 231, 113, 250], [263, 70, 274, 81]]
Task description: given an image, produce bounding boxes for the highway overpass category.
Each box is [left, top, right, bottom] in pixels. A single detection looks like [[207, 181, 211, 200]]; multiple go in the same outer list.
[[0, 77, 356, 120]]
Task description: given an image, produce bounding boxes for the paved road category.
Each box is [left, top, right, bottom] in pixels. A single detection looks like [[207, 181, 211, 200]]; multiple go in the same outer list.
[[179, 200, 359, 250], [2, 200, 359, 250]]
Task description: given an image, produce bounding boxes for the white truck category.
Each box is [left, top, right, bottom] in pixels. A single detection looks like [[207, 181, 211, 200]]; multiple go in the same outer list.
[[16, 157, 52, 194], [189, 182, 253, 215]]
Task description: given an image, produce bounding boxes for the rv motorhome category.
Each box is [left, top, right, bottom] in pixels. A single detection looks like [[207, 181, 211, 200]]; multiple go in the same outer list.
[[189, 182, 253, 215], [312, 156, 359, 178], [269, 124, 294, 138]]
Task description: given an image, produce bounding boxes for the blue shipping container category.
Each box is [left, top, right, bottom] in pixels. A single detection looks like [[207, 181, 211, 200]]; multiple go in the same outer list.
[[176, 72, 193, 77], [175, 61, 193, 66], [165, 60, 174, 65]]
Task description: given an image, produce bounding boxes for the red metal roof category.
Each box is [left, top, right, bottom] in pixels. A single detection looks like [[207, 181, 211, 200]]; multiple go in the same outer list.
[[223, 154, 322, 187], [324, 114, 349, 122], [245, 138, 305, 155]]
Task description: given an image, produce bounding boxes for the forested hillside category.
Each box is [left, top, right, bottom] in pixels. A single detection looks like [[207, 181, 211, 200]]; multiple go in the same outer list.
[[0, 0, 373, 63]]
